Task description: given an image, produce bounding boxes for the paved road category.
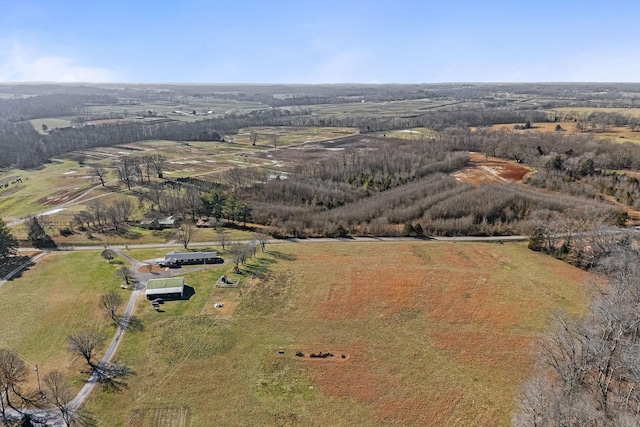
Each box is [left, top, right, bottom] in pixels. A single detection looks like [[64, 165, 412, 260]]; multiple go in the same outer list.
[[17, 234, 528, 253]]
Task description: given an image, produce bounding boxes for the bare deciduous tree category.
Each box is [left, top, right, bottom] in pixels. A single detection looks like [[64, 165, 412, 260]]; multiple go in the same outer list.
[[254, 230, 269, 251], [217, 229, 227, 250], [101, 249, 116, 263], [0, 349, 29, 422], [67, 332, 105, 370], [117, 266, 134, 287], [100, 291, 123, 325], [90, 165, 108, 187], [150, 154, 166, 179], [44, 370, 96, 427], [177, 223, 195, 250]]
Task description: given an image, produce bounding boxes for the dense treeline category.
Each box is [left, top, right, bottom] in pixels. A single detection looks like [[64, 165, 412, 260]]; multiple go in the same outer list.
[[513, 236, 640, 426], [0, 104, 551, 168], [0, 120, 42, 168], [238, 134, 622, 237], [0, 94, 116, 121]]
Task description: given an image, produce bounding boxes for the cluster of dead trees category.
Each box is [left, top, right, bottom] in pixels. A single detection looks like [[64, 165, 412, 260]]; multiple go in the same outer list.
[[514, 236, 640, 426], [114, 154, 166, 189], [72, 198, 134, 234], [240, 132, 624, 238]]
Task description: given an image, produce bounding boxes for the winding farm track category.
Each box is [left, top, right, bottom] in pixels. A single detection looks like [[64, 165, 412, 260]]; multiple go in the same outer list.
[[6, 181, 116, 228]]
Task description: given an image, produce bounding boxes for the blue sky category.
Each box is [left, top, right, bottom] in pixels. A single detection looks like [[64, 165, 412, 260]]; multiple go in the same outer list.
[[0, 0, 638, 83]]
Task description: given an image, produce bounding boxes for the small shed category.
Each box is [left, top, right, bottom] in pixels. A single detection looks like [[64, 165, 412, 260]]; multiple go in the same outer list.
[[146, 277, 185, 300]]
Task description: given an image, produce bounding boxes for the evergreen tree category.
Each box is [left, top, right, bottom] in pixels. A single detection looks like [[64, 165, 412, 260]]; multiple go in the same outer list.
[[26, 217, 56, 249], [402, 222, 415, 237], [0, 218, 18, 260]]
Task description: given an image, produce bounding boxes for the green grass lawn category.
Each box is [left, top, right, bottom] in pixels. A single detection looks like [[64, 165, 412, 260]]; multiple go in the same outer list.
[[83, 241, 592, 426], [0, 251, 126, 391], [29, 118, 74, 134], [0, 159, 102, 220]]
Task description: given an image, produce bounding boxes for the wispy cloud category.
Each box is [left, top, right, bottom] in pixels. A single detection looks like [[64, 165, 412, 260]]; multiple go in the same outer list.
[[0, 42, 120, 82]]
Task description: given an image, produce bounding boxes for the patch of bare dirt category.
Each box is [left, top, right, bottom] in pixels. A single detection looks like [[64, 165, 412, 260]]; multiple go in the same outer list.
[[137, 264, 166, 274], [453, 152, 532, 186]]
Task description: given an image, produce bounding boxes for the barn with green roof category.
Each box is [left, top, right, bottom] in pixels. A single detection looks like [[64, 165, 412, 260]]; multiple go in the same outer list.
[[145, 277, 185, 300]]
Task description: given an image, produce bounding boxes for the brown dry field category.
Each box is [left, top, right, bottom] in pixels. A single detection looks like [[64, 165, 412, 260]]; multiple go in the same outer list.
[[127, 407, 190, 427], [491, 122, 640, 143], [453, 152, 532, 186], [91, 241, 593, 426], [281, 242, 591, 425]]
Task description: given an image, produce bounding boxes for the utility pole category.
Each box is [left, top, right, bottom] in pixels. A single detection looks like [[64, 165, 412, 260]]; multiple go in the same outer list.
[[35, 364, 43, 398]]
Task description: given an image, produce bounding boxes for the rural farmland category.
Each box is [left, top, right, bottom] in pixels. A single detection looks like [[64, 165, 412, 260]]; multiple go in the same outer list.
[[2, 82, 640, 426], [71, 241, 591, 426]]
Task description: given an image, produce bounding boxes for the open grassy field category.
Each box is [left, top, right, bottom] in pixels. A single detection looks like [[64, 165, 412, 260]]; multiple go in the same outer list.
[[0, 159, 106, 220], [229, 126, 357, 147], [82, 241, 592, 426], [29, 118, 73, 134], [83, 98, 268, 123], [1, 126, 358, 224], [0, 251, 125, 391]]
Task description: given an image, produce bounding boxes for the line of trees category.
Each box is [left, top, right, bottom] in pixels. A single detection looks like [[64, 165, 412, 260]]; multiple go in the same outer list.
[[514, 235, 640, 426], [72, 198, 134, 233]]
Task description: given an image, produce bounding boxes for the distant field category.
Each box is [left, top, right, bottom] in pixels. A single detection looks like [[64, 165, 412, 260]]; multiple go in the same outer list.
[[29, 117, 73, 133], [0, 159, 106, 220], [84, 241, 592, 426], [0, 126, 357, 224], [377, 127, 438, 139], [551, 107, 640, 118], [229, 126, 357, 147], [490, 121, 640, 143], [309, 98, 476, 118], [82, 98, 268, 123], [453, 152, 532, 186]]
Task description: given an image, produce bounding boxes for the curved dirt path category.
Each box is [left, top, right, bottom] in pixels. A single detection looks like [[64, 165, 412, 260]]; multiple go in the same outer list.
[[6, 181, 116, 227]]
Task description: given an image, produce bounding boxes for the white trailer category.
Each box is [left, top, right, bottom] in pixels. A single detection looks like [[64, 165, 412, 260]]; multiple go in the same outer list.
[[161, 251, 220, 267]]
